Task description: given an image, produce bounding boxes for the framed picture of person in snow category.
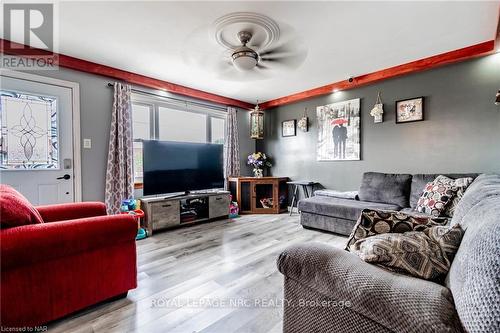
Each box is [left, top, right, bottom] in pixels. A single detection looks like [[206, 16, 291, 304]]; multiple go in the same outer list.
[[317, 98, 360, 161]]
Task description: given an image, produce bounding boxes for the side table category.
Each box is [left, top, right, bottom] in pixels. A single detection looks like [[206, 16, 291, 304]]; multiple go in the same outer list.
[[287, 181, 319, 216]]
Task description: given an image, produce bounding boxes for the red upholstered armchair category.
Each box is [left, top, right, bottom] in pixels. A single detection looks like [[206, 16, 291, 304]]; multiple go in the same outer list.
[[1, 199, 138, 327]]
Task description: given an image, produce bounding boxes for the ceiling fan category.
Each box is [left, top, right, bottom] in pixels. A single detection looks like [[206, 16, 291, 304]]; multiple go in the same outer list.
[[181, 14, 307, 81], [228, 30, 304, 73]]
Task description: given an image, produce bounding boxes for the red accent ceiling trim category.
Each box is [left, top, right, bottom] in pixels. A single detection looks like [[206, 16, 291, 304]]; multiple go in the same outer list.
[[0, 39, 254, 110], [2, 38, 496, 111], [259, 40, 496, 110]]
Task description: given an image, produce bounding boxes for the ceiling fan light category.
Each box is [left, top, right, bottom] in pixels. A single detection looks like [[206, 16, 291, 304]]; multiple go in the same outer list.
[[231, 46, 258, 71]]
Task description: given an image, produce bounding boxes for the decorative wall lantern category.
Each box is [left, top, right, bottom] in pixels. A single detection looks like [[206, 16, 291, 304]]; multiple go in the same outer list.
[[250, 102, 264, 139], [370, 92, 384, 123], [297, 108, 309, 132]]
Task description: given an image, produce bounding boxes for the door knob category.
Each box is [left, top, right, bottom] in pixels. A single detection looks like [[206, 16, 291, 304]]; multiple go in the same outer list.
[[57, 174, 71, 180]]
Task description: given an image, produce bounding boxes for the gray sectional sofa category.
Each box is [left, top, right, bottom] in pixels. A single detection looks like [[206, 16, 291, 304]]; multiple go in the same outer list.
[[278, 173, 500, 332], [298, 172, 479, 235]]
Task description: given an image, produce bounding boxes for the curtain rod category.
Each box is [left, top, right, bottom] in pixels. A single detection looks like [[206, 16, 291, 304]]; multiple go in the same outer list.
[[107, 83, 227, 112]]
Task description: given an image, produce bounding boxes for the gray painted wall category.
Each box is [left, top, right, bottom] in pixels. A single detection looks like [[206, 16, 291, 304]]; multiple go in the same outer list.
[[257, 54, 500, 192], [238, 110, 256, 176], [28, 67, 254, 200], [25, 54, 500, 200]]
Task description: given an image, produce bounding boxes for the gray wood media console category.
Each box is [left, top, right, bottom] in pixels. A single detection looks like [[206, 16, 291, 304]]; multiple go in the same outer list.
[[140, 191, 231, 235]]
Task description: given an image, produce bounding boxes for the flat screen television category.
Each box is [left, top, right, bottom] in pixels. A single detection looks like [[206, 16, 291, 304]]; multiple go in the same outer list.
[[143, 140, 224, 196]]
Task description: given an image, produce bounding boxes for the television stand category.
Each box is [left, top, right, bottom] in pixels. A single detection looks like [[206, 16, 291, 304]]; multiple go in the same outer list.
[[140, 191, 230, 235], [163, 191, 191, 200]]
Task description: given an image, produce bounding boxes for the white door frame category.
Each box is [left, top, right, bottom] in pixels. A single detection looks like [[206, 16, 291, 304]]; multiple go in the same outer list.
[[0, 69, 82, 202]]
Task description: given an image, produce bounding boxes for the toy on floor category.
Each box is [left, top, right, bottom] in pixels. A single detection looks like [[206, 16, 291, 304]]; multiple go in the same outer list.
[[229, 197, 239, 219], [120, 199, 147, 240]]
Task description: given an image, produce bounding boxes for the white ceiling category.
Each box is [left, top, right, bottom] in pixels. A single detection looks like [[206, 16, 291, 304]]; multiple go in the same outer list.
[[10, 1, 500, 103]]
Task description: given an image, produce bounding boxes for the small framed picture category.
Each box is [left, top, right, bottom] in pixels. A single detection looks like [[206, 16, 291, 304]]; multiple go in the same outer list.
[[395, 97, 424, 124], [282, 119, 296, 137]]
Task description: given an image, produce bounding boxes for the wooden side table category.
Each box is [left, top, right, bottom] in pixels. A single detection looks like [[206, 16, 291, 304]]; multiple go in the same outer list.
[[228, 177, 289, 214]]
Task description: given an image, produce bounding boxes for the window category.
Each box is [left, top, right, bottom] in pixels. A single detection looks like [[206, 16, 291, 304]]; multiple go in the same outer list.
[[158, 107, 207, 143], [0, 91, 59, 169], [211, 117, 225, 144], [132, 104, 151, 140], [131, 95, 226, 184], [131, 103, 153, 183]]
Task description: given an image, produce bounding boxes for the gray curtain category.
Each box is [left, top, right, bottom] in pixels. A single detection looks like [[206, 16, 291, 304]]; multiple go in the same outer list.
[[105, 82, 134, 214], [224, 106, 240, 188]]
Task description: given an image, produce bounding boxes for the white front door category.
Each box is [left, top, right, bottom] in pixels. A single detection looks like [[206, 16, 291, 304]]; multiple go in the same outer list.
[[0, 71, 80, 205]]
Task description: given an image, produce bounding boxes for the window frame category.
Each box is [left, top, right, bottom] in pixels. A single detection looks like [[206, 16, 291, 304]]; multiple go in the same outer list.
[[131, 93, 227, 186]]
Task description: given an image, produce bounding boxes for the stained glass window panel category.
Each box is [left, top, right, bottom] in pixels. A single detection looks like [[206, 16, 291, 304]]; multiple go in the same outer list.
[[0, 91, 59, 169]]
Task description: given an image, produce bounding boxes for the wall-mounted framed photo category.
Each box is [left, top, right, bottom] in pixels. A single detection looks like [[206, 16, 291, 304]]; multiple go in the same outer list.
[[317, 98, 361, 161], [395, 97, 424, 124], [282, 119, 296, 137]]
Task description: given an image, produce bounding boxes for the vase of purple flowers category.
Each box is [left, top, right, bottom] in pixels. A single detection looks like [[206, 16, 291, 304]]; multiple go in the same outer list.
[[247, 152, 272, 178]]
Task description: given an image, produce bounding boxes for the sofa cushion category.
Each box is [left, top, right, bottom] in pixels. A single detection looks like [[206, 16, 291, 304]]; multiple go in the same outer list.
[[358, 172, 412, 207], [409, 173, 479, 209], [298, 196, 400, 221], [352, 224, 464, 281], [346, 209, 449, 250], [0, 185, 43, 228], [445, 174, 500, 332], [415, 179, 459, 217], [300, 212, 357, 236]]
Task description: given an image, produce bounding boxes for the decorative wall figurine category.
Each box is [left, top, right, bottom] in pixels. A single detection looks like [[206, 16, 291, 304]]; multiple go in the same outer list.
[[297, 108, 309, 132], [370, 92, 384, 123]]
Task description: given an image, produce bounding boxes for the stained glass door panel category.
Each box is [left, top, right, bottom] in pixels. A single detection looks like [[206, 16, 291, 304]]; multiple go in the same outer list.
[[1, 92, 58, 169]]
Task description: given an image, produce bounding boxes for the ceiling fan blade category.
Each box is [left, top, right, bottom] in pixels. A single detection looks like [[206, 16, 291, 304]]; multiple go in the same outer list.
[[256, 20, 307, 69], [259, 52, 295, 60], [259, 44, 295, 57], [259, 48, 308, 70], [257, 27, 305, 57]]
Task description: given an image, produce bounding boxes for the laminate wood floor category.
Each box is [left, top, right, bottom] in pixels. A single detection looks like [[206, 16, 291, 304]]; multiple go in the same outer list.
[[48, 214, 347, 333]]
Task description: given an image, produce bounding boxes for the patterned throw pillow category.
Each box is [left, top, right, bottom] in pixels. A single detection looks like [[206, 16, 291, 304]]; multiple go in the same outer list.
[[433, 175, 473, 217], [425, 223, 464, 262], [415, 178, 460, 217], [345, 209, 448, 251], [351, 224, 464, 281]]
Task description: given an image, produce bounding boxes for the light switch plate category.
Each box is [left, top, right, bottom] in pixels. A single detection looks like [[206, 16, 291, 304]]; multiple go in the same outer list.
[[83, 138, 92, 149]]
